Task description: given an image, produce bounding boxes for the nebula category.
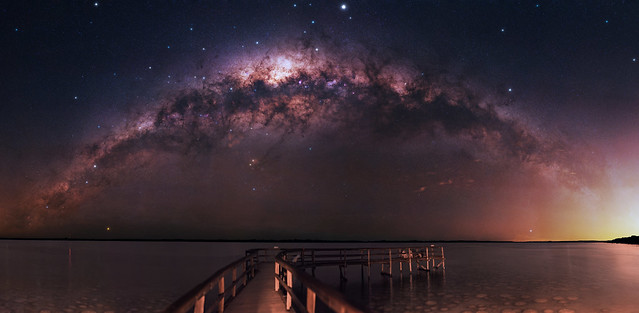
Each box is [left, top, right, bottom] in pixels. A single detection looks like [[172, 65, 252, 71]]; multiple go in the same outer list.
[[7, 37, 604, 239]]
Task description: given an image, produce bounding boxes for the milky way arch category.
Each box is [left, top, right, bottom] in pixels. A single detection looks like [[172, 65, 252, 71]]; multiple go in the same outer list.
[[14, 37, 602, 236]]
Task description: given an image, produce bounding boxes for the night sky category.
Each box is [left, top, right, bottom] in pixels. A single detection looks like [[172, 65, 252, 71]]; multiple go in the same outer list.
[[2, 1, 639, 241]]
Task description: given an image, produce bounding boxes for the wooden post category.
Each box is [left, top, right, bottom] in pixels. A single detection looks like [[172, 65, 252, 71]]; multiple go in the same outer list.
[[367, 249, 371, 279], [243, 262, 247, 286], [232, 268, 237, 297], [408, 248, 413, 273], [389, 249, 393, 277], [426, 246, 430, 271], [312, 250, 317, 276], [286, 270, 293, 310], [218, 277, 225, 313], [251, 256, 255, 278], [194, 295, 205, 313], [275, 263, 280, 291], [306, 288, 316, 313], [441, 246, 446, 270]]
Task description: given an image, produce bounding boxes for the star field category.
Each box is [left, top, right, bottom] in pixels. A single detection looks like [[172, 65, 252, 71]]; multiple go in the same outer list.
[[2, 1, 639, 240]]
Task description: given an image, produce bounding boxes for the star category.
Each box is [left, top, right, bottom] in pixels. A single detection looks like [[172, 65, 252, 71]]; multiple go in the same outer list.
[[94, 2, 98, 7], [508, 88, 512, 92], [341, 4, 347, 10]]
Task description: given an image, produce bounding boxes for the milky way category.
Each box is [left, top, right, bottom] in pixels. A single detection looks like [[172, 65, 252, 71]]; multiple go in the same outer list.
[[4, 35, 606, 240]]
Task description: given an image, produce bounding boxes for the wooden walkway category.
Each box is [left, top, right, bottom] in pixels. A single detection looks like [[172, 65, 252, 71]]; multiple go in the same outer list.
[[224, 262, 288, 313], [164, 247, 445, 313]]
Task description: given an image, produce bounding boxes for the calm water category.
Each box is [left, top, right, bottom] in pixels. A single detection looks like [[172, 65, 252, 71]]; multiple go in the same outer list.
[[336, 243, 639, 313], [1, 241, 638, 313]]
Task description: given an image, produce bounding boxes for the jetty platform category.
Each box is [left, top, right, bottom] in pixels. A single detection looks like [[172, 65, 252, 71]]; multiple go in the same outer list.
[[163, 246, 445, 313]]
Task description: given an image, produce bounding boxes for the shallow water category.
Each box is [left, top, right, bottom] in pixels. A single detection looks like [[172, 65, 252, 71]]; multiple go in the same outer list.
[[1, 241, 638, 313], [0, 240, 263, 313], [334, 243, 639, 313]]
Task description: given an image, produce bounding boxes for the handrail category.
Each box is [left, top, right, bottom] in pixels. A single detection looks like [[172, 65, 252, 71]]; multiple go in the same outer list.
[[275, 250, 368, 313], [163, 251, 258, 313], [166, 246, 444, 313]]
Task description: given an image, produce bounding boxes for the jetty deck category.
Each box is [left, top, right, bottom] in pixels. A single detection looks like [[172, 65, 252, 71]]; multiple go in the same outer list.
[[163, 246, 445, 313], [224, 262, 287, 313]]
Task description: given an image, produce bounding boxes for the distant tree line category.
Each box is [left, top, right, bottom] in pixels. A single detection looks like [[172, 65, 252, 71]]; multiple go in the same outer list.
[[611, 235, 639, 244]]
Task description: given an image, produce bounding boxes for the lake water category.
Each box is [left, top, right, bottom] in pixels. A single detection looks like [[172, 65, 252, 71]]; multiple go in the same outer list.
[[1, 241, 638, 313]]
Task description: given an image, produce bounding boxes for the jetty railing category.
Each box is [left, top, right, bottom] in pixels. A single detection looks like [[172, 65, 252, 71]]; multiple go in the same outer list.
[[275, 250, 368, 313], [280, 246, 445, 278], [163, 250, 259, 313]]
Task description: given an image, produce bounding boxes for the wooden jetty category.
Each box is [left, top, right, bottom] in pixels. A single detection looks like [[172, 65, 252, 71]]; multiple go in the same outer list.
[[163, 245, 445, 313]]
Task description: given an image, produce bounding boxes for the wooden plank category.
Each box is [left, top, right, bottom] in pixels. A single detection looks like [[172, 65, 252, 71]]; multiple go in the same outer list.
[[224, 263, 288, 313]]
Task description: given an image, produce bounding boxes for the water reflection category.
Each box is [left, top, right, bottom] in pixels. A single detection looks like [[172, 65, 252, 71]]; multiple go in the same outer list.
[[341, 243, 639, 313]]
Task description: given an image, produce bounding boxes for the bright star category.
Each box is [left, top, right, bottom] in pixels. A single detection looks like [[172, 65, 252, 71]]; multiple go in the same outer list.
[[341, 4, 347, 10], [94, 2, 98, 7], [508, 88, 512, 92]]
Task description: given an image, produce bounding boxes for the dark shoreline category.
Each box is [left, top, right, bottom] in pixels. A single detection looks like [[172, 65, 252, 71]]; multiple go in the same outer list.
[[610, 235, 639, 244], [0, 237, 606, 243]]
